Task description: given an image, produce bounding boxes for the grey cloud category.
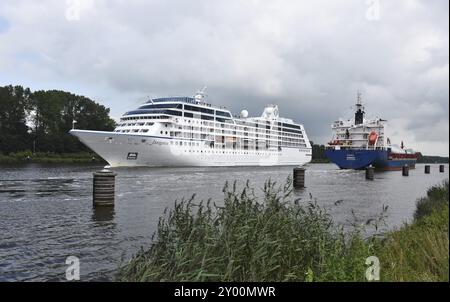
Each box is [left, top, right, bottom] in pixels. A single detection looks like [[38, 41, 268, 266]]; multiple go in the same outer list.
[[0, 0, 448, 155]]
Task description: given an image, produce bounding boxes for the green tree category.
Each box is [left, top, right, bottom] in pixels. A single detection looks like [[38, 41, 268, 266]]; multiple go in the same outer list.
[[0, 85, 32, 154], [30, 90, 116, 153], [0, 85, 116, 154], [310, 141, 328, 162]]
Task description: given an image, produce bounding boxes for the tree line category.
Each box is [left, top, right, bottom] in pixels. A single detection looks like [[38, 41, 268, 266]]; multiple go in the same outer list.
[[0, 85, 116, 155], [310, 141, 329, 163]]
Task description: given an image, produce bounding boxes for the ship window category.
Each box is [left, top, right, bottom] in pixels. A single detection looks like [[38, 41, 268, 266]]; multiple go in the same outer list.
[[216, 110, 232, 118], [201, 115, 214, 121], [184, 105, 214, 115], [151, 97, 195, 103], [139, 103, 182, 110], [124, 109, 181, 117]]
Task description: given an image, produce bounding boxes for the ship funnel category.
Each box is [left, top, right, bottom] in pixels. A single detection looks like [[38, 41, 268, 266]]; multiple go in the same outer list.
[[354, 92, 364, 125]]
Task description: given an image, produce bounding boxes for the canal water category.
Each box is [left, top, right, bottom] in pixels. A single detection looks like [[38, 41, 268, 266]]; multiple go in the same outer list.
[[0, 163, 448, 281]]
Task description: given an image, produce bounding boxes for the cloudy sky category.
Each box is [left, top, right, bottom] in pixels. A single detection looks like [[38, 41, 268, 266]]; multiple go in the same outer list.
[[0, 0, 448, 155]]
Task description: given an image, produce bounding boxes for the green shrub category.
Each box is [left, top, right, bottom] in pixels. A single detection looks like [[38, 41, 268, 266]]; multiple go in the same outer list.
[[378, 181, 449, 281], [414, 180, 449, 221]]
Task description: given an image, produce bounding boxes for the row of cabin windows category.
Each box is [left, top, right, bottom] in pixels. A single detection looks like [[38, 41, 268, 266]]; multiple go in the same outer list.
[[115, 129, 150, 133], [111, 130, 307, 149], [122, 110, 302, 134], [116, 125, 303, 141], [119, 116, 303, 136], [136, 103, 232, 118], [139, 104, 183, 110], [125, 109, 183, 116], [118, 122, 155, 127]]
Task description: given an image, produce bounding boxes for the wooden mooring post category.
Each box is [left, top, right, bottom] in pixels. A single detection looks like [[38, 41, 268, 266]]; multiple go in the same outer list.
[[365, 166, 375, 180], [93, 167, 117, 207], [293, 167, 305, 189]]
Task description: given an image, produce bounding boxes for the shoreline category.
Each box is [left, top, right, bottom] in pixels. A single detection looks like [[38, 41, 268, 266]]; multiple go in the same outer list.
[[1, 152, 447, 165], [0, 152, 106, 164]]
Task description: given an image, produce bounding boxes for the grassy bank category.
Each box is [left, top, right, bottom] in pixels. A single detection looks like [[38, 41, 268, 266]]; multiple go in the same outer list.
[[0, 151, 105, 164], [310, 158, 331, 164], [377, 181, 449, 281], [117, 179, 449, 282]]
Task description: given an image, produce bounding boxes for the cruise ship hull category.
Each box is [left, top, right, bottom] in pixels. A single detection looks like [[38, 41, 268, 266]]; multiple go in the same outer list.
[[325, 149, 417, 171], [71, 130, 312, 167]]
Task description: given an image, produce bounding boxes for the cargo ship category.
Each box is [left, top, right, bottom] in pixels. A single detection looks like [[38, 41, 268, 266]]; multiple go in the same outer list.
[[325, 93, 417, 170]]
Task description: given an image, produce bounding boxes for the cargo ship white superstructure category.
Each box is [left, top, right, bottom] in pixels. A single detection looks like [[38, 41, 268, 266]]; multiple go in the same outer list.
[[70, 90, 312, 167]]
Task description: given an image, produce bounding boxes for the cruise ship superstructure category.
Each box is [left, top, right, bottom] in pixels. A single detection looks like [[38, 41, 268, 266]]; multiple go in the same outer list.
[[70, 90, 312, 167]]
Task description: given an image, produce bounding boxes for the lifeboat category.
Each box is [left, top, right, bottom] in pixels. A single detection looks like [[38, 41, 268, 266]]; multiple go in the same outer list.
[[368, 131, 378, 145], [328, 140, 341, 146]]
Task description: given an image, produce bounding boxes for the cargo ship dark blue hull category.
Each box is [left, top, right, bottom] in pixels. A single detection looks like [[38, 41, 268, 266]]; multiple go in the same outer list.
[[325, 149, 417, 170]]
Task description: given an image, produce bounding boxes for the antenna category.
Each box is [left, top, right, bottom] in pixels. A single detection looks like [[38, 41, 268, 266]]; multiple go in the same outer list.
[[194, 86, 208, 103], [356, 90, 362, 106], [199, 86, 207, 94]]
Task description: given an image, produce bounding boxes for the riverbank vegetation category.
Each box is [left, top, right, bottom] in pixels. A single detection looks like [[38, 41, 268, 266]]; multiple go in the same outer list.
[[377, 181, 449, 281], [0, 151, 105, 164], [311, 142, 330, 163], [416, 153, 449, 164], [117, 179, 448, 282]]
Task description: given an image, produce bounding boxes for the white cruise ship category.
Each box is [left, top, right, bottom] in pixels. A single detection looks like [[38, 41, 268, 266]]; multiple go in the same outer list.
[[70, 90, 312, 167]]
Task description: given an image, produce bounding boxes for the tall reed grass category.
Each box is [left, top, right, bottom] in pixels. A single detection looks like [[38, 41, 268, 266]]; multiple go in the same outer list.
[[118, 178, 375, 282], [117, 179, 449, 282]]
